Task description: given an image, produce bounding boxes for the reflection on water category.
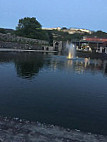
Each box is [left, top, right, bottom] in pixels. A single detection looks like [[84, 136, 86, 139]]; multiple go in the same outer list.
[[14, 53, 44, 79], [48, 55, 107, 76], [84, 58, 90, 68], [0, 52, 45, 79], [0, 52, 107, 135], [0, 52, 107, 78]]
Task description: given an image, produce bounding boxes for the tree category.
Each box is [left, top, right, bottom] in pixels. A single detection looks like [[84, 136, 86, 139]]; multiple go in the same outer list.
[[15, 17, 49, 40], [17, 17, 41, 30], [61, 27, 67, 30], [89, 31, 107, 38], [0, 28, 6, 34]]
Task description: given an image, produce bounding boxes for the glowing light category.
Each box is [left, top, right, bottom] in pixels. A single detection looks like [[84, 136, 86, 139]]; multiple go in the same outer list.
[[67, 52, 73, 59]]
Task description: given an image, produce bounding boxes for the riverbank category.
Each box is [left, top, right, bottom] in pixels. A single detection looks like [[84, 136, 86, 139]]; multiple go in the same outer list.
[[0, 116, 106, 142]]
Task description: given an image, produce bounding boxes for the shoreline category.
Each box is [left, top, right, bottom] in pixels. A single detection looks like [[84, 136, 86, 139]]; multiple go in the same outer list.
[[0, 48, 57, 53], [0, 116, 107, 142]]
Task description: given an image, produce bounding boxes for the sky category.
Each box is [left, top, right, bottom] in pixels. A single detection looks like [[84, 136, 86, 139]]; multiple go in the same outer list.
[[0, 0, 107, 32]]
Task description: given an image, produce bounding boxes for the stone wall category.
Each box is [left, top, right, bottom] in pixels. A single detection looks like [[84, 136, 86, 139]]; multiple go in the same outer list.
[[0, 33, 49, 45], [0, 41, 54, 51], [0, 33, 55, 51], [0, 41, 40, 50]]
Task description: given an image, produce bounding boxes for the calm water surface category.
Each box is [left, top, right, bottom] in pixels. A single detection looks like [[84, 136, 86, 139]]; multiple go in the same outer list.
[[0, 52, 107, 135]]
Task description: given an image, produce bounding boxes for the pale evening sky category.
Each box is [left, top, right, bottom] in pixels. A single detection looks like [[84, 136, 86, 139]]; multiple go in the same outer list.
[[0, 0, 107, 32]]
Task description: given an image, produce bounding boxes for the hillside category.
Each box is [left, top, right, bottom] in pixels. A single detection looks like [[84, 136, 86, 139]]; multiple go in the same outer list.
[[0, 27, 107, 45]]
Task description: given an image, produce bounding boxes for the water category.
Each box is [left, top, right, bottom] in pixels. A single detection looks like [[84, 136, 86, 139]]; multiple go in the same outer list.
[[0, 52, 107, 135], [66, 42, 76, 59]]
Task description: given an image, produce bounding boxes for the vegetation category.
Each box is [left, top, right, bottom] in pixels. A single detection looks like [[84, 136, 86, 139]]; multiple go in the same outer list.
[[49, 30, 107, 41], [0, 28, 6, 34], [15, 17, 49, 41], [0, 17, 107, 45], [0, 28, 14, 34], [61, 27, 68, 30], [89, 31, 107, 38], [47, 29, 86, 41]]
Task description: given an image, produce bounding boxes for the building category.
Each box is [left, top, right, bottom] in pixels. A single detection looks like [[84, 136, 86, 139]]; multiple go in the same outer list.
[[68, 28, 92, 34], [96, 41, 107, 54], [42, 27, 61, 31], [83, 37, 107, 54], [83, 37, 107, 42], [42, 27, 92, 34]]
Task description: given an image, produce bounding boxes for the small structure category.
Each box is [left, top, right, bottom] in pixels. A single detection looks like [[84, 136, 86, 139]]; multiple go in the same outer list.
[[42, 46, 54, 52], [96, 41, 107, 54], [53, 41, 63, 52], [77, 43, 92, 52], [73, 37, 107, 53]]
